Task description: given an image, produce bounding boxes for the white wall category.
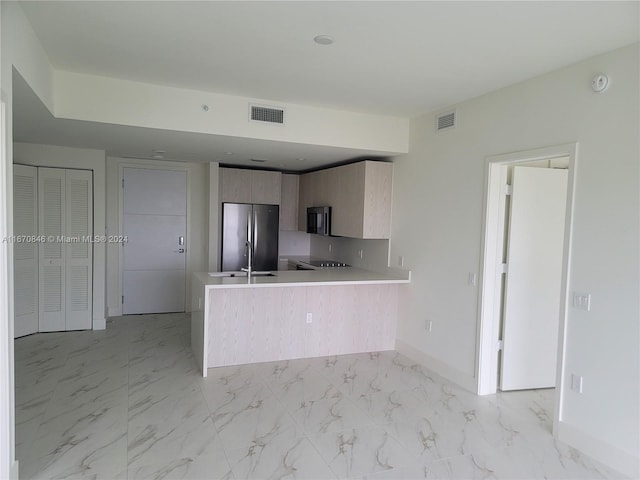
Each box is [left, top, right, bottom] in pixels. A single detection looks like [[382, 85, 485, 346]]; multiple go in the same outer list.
[[1, 2, 58, 475], [391, 44, 639, 476], [54, 71, 409, 155], [105, 157, 211, 316], [13, 143, 107, 330]]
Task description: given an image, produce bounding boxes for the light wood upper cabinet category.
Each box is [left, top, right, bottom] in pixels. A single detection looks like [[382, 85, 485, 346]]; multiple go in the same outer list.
[[361, 161, 393, 238], [332, 163, 365, 238], [219, 168, 281, 205], [280, 174, 299, 231], [297, 169, 330, 232], [251, 170, 281, 205], [298, 160, 393, 239], [219, 168, 251, 203]]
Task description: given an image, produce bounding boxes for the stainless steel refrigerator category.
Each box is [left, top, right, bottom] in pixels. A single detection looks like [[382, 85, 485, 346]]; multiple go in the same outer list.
[[221, 203, 279, 271]]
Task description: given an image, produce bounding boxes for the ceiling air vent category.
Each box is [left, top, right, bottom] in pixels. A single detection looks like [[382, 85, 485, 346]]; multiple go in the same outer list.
[[436, 111, 456, 132], [250, 104, 285, 125]]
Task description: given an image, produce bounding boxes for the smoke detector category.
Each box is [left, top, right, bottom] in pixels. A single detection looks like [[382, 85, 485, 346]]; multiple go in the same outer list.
[[591, 74, 610, 93]]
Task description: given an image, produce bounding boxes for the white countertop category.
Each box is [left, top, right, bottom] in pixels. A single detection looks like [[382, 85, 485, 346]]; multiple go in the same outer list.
[[193, 267, 410, 289]]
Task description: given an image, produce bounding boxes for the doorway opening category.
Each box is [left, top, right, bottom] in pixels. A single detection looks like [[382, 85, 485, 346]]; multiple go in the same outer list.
[[476, 143, 578, 432]]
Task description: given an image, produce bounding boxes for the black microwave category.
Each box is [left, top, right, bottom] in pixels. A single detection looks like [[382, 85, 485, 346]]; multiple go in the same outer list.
[[307, 206, 331, 236]]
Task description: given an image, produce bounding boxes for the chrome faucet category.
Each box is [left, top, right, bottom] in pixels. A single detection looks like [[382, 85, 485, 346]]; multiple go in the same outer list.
[[241, 240, 253, 276]]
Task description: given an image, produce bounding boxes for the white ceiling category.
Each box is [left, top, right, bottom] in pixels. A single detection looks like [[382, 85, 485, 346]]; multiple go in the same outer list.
[[13, 1, 640, 170], [12, 71, 388, 171]]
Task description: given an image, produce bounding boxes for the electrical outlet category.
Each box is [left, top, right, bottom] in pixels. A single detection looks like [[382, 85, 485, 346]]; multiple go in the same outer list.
[[571, 374, 583, 393], [398, 255, 404, 267], [358, 249, 363, 259], [426, 320, 433, 332], [328, 243, 332, 253], [306, 312, 313, 324]]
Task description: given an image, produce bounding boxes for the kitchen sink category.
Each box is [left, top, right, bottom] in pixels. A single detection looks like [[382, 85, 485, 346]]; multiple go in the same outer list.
[[208, 271, 276, 278]]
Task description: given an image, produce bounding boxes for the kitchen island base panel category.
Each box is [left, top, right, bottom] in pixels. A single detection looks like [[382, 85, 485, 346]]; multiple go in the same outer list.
[[206, 284, 398, 369]]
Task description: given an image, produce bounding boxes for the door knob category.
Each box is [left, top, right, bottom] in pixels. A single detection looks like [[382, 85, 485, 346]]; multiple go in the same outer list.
[[177, 248, 185, 253]]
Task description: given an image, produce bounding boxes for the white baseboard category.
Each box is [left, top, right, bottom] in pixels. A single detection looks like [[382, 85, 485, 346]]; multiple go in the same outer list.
[[395, 339, 477, 393], [10, 460, 19, 480], [557, 420, 639, 478]]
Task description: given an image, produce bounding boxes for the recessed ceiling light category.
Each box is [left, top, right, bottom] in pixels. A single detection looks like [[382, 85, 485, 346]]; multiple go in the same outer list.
[[297, 158, 306, 161], [151, 154, 164, 159], [314, 35, 334, 46], [225, 152, 234, 155], [153, 149, 166, 154]]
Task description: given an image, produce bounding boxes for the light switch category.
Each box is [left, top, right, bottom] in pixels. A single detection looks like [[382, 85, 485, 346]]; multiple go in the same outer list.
[[571, 374, 583, 393], [306, 313, 313, 324], [573, 292, 591, 311]]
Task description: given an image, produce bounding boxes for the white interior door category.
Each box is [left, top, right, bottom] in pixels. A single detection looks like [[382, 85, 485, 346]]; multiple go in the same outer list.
[[500, 166, 568, 391], [38, 168, 66, 332], [64, 169, 93, 330], [37, 168, 93, 332], [122, 168, 187, 314], [13, 165, 38, 337]]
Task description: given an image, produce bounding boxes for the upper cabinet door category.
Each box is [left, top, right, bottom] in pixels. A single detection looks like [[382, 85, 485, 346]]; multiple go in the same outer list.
[[332, 163, 365, 238], [362, 161, 393, 239], [280, 174, 299, 231], [220, 168, 252, 203], [251, 170, 281, 205], [219, 168, 281, 205]]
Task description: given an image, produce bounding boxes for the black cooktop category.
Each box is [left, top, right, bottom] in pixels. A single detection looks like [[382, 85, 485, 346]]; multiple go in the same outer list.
[[306, 260, 350, 268]]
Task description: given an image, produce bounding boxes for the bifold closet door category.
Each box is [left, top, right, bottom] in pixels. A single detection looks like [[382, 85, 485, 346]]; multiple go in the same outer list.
[[65, 169, 93, 330], [38, 168, 93, 332], [13, 165, 39, 337]]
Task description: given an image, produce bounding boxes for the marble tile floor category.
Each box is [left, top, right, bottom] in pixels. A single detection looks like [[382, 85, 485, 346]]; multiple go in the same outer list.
[[14, 313, 624, 480]]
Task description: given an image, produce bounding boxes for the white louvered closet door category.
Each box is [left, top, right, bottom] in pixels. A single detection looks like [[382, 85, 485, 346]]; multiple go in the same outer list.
[[38, 168, 93, 332], [65, 169, 93, 330], [13, 165, 39, 337], [39, 168, 66, 332]]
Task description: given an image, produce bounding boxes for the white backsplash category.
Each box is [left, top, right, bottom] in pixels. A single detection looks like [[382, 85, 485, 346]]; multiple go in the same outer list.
[[309, 235, 391, 272], [278, 230, 311, 256]]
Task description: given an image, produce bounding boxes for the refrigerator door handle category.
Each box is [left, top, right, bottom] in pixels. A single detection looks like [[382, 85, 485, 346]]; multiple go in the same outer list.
[[253, 209, 258, 263], [245, 210, 252, 259]]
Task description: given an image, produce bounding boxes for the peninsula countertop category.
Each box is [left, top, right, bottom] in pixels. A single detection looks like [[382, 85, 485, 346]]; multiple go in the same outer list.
[[193, 267, 411, 289]]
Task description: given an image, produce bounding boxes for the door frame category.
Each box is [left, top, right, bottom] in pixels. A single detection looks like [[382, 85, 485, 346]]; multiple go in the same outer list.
[[476, 143, 578, 428], [117, 162, 192, 316], [0, 97, 18, 479]]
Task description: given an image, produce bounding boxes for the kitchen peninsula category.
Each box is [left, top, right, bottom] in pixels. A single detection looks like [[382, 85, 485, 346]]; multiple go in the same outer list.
[[190, 268, 410, 376]]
